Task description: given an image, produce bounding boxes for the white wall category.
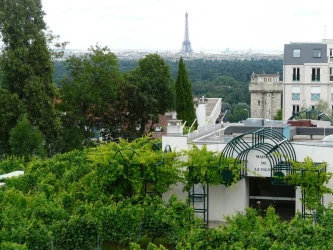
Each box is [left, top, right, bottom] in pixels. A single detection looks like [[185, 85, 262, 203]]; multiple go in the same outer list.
[[209, 178, 249, 221], [196, 104, 206, 127], [208, 98, 222, 124], [162, 135, 188, 152]]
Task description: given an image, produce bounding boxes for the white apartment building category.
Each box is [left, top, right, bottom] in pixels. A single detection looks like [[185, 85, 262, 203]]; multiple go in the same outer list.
[[283, 39, 333, 120]]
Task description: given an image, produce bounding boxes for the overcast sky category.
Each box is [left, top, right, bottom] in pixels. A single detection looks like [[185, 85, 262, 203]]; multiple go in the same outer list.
[[42, 0, 333, 52]]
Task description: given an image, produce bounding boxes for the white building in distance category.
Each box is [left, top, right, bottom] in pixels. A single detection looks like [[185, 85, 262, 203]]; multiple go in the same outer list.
[[283, 39, 333, 120]]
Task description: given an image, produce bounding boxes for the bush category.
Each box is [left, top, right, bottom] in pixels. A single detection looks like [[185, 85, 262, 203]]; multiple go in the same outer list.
[[0, 242, 28, 250]]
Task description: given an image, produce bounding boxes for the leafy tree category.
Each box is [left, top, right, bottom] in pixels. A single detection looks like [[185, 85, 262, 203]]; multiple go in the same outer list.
[[0, 242, 28, 250], [58, 45, 122, 149], [0, 90, 26, 156], [274, 108, 283, 120], [316, 99, 332, 117], [286, 157, 332, 211], [122, 54, 174, 135], [53, 61, 69, 86], [0, 0, 61, 155], [222, 102, 232, 112], [9, 114, 45, 160], [175, 58, 196, 127], [226, 103, 250, 122]]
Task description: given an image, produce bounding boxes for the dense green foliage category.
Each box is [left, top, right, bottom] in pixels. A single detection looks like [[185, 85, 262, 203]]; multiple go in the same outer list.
[[0, 90, 26, 155], [274, 108, 283, 120], [176, 206, 333, 249], [182, 145, 245, 189], [114, 58, 282, 85], [286, 157, 333, 211], [122, 54, 174, 135], [225, 103, 250, 123], [175, 58, 196, 128], [9, 114, 45, 160], [122, 58, 282, 105], [0, 0, 61, 156], [58, 45, 122, 150], [0, 137, 201, 249]]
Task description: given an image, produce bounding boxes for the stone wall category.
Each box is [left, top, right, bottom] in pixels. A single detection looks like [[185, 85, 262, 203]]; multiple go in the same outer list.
[[249, 73, 282, 119]]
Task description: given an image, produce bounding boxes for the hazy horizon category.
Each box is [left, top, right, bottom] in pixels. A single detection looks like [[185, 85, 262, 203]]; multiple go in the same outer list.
[[42, 0, 333, 51]]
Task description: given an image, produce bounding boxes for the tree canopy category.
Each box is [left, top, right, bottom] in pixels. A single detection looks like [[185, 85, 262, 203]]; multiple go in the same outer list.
[[122, 54, 174, 135], [175, 58, 196, 127], [0, 0, 61, 156], [9, 114, 45, 160], [58, 45, 122, 150], [225, 103, 250, 122]]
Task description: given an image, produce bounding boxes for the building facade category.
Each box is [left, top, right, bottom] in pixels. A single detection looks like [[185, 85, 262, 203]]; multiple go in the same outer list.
[[249, 72, 282, 119], [162, 124, 333, 223], [283, 39, 333, 120]]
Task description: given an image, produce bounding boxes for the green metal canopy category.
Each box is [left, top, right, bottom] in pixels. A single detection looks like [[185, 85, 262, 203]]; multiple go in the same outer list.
[[220, 127, 297, 182]]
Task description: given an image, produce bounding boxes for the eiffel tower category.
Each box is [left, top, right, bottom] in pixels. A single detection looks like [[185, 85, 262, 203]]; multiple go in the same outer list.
[[181, 12, 193, 54]]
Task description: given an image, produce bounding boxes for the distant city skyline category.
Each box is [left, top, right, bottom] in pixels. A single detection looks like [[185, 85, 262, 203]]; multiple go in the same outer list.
[[42, 0, 333, 51]]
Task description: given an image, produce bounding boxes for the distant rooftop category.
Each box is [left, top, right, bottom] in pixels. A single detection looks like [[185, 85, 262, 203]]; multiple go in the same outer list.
[[289, 39, 333, 44], [192, 120, 333, 147]]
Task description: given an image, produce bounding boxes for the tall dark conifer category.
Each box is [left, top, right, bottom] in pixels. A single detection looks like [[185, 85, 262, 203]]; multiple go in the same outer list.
[[175, 58, 196, 127], [0, 0, 61, 155]]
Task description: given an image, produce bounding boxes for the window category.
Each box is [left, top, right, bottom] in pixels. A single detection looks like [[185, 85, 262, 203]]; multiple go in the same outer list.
[[313, 49, 322, 58], [330, 68, 333, 82], [331, 87, 333, 101], [330, 49, 333, 62], [311, 86, 320, 101], [311, 68, 320, 81], [292, 86, 300, 100], [292, 94, 300, 100], [272, 93, 275, 98], [293, 49, 301, 57], [292, 68, 300, 81], [292, 105, 300, 114], [258, 101, 260, 106], [311, 94, 320, 101]]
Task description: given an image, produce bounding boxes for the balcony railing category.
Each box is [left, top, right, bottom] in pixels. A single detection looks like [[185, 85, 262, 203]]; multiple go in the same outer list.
[[292, 74, 300, 81], [311, 74, 320, 82]]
